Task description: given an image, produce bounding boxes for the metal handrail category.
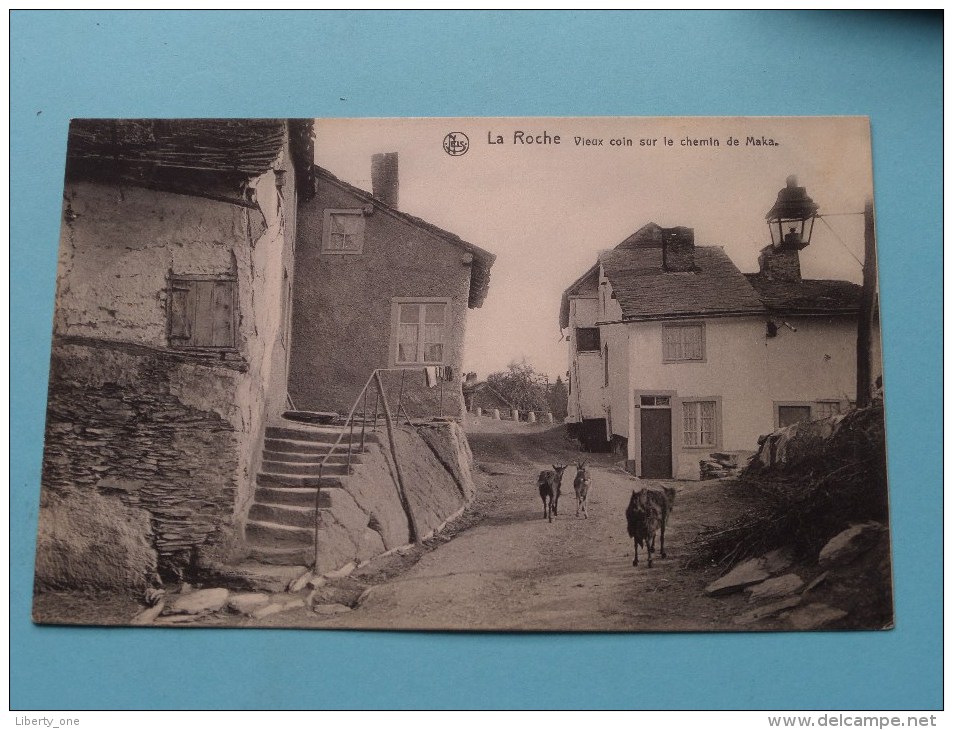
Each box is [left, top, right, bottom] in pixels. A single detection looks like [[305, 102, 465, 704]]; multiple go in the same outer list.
[[311, 366, 440, 569]]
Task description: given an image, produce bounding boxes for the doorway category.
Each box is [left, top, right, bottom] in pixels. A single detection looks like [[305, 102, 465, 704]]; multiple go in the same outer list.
[[639, 395, 673, 478]]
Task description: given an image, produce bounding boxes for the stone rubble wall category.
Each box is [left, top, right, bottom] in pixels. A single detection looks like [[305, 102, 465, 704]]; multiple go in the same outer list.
[[37, 341, 250, 588]]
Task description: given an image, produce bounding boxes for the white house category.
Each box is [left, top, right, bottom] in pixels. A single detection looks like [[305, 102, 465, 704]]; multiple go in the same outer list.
[[560, 211, 881, 480]]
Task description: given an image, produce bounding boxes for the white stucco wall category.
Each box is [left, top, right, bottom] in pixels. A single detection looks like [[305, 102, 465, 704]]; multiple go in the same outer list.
[[621, 314, 878, 478], [602, 322, 630, 441], [567, 296, 602, 422]]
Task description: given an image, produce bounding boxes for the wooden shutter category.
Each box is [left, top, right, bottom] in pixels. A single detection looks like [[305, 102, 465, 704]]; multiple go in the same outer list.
[[168, 277, 236, 349], [168, 282, 193, 343]]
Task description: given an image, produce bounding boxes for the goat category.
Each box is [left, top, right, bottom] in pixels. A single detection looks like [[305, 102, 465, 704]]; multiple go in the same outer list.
[[573, 460, 592, 518], [625, 486, 676, 567], [537, 464, 568, 522]]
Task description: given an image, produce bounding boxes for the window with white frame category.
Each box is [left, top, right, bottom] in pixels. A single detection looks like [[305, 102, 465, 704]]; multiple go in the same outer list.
[[663, 323, 705, 362], [322, 209, 365, 253], [682, 400, 716, 447], [395, 301, 448, 364]]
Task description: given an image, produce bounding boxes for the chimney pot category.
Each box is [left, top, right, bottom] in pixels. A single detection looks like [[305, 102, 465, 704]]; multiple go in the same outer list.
[[371, 152, 399, 209]]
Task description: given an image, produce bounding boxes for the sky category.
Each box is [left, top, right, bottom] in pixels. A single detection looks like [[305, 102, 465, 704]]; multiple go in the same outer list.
[[313, 117, 875, 381]]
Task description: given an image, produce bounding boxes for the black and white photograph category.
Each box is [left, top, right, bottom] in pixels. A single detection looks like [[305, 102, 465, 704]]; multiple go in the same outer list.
[[33, 116, 891, 632]]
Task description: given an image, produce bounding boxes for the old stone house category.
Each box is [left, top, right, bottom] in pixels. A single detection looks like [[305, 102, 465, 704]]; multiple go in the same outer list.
[[287, 154, 496, 419], [37, 119, 315, 588], [561, 209, 882, 479], [37, 126, 496, 591]]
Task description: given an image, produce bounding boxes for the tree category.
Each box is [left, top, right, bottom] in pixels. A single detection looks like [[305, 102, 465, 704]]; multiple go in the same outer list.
[[548, 376, 569, 420], [486, 359, 549, 414]]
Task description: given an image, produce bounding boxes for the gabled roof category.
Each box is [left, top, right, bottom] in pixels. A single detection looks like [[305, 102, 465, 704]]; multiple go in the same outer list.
[[66, 119, 315, 204], [559, 263, 600, 329], [599, 245, 765, 321], [314, 166, 496, 309], [744, 274, 862, 314]]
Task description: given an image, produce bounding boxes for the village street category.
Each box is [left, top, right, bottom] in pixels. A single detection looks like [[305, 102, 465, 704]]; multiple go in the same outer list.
[[250, 419, 758, 632]]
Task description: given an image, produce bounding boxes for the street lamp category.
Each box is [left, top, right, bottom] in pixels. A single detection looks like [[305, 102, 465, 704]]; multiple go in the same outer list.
[[765, 175, 819, 250]]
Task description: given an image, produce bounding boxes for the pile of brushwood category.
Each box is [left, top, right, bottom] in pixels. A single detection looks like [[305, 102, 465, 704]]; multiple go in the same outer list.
[[688, 404, 887, 569]]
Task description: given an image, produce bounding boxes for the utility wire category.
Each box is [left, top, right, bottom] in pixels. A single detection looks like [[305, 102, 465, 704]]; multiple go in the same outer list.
[[817, 214, 864, 267]]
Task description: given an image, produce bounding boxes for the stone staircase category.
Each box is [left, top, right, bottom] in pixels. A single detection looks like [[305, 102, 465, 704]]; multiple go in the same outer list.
[[243, 418, 381, 566]]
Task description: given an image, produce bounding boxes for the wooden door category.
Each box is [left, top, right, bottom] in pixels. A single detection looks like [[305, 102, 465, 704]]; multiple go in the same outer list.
[[641, 408, 672, 478]]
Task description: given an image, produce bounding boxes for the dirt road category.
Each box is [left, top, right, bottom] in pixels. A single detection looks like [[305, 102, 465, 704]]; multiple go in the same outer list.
[[310, 421, 751, 632]]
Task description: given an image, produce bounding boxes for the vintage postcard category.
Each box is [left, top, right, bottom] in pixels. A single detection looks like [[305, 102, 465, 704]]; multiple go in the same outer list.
[[33, 116, 890, 631]]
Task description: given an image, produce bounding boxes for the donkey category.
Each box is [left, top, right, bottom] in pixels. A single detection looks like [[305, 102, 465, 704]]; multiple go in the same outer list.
[[625, 486, 677, 567], [573, 460, 592, 518], [537, 464, 569, 523]]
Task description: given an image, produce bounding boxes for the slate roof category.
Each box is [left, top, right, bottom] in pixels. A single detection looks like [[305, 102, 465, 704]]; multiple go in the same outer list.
[[66, 118, 315, 203], [315, 166, 496, 309], [744, 274, 862, 314], [599, 245, 765, 321]]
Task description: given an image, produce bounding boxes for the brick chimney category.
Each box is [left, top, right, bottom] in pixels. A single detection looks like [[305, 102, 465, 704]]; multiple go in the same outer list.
[[371, 152, 399, 209], [662, 226, 695, 272], [758, 243, 802, 282]]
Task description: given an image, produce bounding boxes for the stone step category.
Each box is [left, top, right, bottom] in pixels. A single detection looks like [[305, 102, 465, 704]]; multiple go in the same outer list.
[[261, 459, 357, 476], [245, 519, 313, 549], [246, 545, 314, 567], [257, 472, 346, 489], [266, 425, 381, 445], [254, 485, 335, 508], [249, 502, 318, 529], [282, 410, 337, 425], [262, 450, 364, 465], [263, 437, 369, 456]]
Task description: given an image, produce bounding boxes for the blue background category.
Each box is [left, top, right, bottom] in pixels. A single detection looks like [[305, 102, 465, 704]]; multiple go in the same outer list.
[[10, 10, 943, 709]]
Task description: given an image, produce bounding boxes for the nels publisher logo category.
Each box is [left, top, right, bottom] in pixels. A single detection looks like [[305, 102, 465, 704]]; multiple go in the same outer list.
[[443, 132, 469, 157]]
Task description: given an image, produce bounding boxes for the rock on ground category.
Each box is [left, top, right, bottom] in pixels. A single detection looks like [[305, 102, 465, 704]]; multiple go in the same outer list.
[[746, 573, 804, 602], [130, 601, 165, 625], [734, 596, 802, 625], [705, 558, 770, 596], [761, 547, 795, 575], [165, 588, 229, 615], [227, 593, 271, 615], [819, 522, 887, 568]]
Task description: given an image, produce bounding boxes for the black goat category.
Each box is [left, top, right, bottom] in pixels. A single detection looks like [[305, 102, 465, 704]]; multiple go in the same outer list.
[[537, 464, 569, 522], [625, 486, 676, 567]]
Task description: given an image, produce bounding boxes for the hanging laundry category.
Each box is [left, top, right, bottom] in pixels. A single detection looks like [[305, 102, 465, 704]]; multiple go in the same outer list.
[[424, 366, 439, 388]]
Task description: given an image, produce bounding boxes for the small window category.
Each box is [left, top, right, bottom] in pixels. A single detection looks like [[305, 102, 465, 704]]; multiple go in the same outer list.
[[640, 395, 671, 407], [395, 301, 448, 365], [663, 324, 705, 362], [576, 327, 600, 352], [168, 275, 236, 349], [322, 209, 365, 254], [682, 400, 716, 447], [778, 405, 813, 428], [815, 401, 843, 420]]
